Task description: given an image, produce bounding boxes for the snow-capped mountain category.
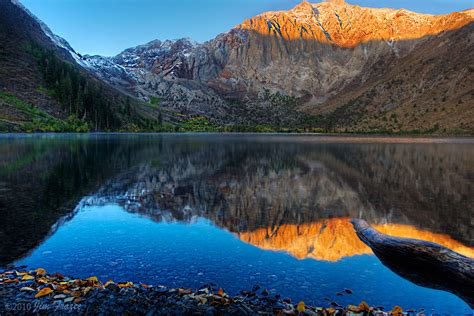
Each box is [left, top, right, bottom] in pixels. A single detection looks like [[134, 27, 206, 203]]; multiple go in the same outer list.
[[82, 0, 474, 132], [82, 37, 227, 115], [2, 0, 473, 132], [83, 38, 202, 89]]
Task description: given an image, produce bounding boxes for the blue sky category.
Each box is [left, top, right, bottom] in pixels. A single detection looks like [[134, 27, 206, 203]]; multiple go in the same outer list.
[[21, 0, 474, 56]]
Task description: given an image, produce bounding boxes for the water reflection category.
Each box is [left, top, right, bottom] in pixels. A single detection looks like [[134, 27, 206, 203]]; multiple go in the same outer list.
[[16, 205, 472, 313], [0, 134, 473, 311], [237, 219, 474, 262]]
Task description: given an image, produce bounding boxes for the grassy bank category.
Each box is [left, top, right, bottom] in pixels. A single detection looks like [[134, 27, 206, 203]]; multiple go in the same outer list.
[[0, 92, 88, 133], [1, 92, 471, 136]]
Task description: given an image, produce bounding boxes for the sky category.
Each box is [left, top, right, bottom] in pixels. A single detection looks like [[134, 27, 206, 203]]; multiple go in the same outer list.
[[21, 0, 474, 57]]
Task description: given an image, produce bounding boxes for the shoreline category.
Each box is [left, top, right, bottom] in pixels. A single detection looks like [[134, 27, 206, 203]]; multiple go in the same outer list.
[[1, 130, 473, 137], [0, 132, 473, 143], [0, 268, 410, 315]]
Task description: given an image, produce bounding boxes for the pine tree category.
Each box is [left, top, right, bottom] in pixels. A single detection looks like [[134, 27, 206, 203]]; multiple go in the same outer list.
[[75, 87, 84, 117], [27, 43, 133, 131], [126, 96, 131, 116], [64, 74, 73, 114], [158, 110, 163, 126]]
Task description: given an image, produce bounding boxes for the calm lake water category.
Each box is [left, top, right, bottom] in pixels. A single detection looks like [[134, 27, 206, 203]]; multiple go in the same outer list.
[[0, 134, 472, 313]]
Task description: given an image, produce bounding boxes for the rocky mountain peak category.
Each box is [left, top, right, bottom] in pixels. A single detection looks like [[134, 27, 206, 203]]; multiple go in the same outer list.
[[324, 0, 346, 5], [78, 0, 473, 133], [292, 1, 314, 12], [237, 1, 473, 48]]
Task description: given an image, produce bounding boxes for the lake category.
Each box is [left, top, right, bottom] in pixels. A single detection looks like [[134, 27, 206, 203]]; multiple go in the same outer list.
[[0, 133, 472, 313]]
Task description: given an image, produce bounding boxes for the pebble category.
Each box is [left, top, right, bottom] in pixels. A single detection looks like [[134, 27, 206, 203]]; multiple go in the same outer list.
[[64, 297, 74, 303], [0, 267, 410, 315], [20, 287, 35, 292]]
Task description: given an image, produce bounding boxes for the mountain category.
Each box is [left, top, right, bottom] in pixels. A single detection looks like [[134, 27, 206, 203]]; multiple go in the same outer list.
[[0, 0, 165, 132], [1, 0, 473, 133], [86, 0, 474, 133], [83, 38, 229, 118]]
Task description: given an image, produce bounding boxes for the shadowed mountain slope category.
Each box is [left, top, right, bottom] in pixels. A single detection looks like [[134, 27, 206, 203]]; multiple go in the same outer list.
[[1, 0, 473, 132], [84, 0, 474, 133], [0, 0, 165, 132]]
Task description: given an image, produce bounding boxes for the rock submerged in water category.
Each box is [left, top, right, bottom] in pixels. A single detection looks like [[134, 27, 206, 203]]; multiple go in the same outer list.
[[0, 267, 412, 315]]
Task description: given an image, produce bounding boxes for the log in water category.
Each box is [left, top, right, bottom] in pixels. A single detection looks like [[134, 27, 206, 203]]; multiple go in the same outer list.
[[351, 219, 474, 307]]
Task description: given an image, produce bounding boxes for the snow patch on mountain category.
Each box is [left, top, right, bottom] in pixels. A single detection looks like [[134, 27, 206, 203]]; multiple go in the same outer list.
[[11, 0, 89, 67]]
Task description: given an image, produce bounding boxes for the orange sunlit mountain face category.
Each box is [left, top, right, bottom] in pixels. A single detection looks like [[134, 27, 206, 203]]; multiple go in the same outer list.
[[236, 1, 474, 48], [237, 218, 474, 262]]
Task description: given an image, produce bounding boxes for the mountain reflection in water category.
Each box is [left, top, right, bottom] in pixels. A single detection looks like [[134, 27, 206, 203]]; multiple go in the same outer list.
[[0, 134, 473, 312], [237, 219, 474, 262]]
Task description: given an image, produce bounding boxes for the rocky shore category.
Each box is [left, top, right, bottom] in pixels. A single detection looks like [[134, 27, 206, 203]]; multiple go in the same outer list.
[[0, 268, 412, 315]]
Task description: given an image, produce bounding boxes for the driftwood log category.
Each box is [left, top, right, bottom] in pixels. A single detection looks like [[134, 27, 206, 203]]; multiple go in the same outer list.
[[351, 219, 474, 308]]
